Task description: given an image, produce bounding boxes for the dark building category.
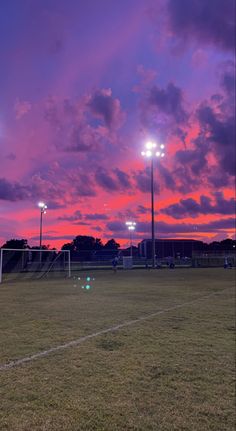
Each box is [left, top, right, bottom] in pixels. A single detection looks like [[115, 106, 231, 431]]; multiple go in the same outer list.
[[138, 239, 204, 259]]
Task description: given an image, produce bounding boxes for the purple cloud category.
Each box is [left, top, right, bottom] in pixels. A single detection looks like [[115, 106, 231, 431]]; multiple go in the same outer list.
[[137, 205, 149, 214], [149, 82, 187, 123], [0, 178, 28, 201], [114, 168, 132, 189], [58, 210, 82, 221], [85, 213, 108, 220], [6, 153, 16, 161], [133, 167, 161, 194], [197, 104, 235, 176], [88, 88, 125, 129], [68, 124, 100, 152], [167, 0, 235, 51], [95, 168, 119, 191], [161, 193, 236, 219], [176, 134, 209, 174], [221, 69, 235, 95], [158, 164, 176, 190], [107, 217, 235, 235]]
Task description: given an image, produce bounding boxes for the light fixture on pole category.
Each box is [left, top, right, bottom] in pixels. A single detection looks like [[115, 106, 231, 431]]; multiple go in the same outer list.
[[125, 221, 136, 258], [38, 202, 47, 260], [141, 141, 165, 268]]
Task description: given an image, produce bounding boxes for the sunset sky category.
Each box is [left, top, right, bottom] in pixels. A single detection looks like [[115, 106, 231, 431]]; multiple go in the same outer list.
[[0, 0, 235, 249]]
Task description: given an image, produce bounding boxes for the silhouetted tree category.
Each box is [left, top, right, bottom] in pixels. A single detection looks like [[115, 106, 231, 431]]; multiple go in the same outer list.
[[71, 236, 101, 251], [61, 242, 74, 251], [104, 239, 120, 250], [61, 236, 103, 260], [219, 239, 235, 250], [94, 238, 103, 250], [208, 241, 220, 251], [30, 245, 50, 250], [1, 239, 29, 249]]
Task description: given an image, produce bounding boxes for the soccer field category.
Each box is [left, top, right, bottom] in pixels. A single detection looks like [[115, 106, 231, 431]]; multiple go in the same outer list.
[[0, 268, 235, 431]]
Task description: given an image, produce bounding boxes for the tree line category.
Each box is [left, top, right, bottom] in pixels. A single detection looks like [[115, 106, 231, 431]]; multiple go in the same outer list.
[[1, 236, 235, 252], [0, 236, 120, 251]]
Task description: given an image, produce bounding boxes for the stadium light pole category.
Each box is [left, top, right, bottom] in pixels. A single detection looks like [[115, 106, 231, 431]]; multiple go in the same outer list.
[[125, 221, 136, 258], [141, 141, 165, 268], [38, 202, 47, 261]]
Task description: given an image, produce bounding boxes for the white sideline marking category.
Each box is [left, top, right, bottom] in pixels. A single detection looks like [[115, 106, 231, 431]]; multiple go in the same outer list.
[[0, 288, 233, 371]]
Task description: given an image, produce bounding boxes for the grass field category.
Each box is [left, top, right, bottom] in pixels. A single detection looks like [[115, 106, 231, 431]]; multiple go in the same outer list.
[[0, 268, 235, 431]]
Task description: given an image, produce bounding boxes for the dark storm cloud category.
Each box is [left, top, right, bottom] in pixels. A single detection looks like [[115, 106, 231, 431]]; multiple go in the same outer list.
[[149, 83, 187, 123], [95, 169, 119, 191], [73, 175, 97, 197], [0, 165, 96, 205], [172, 166, 199, 194], [175, 142, 208, 177], [85, 213, 108, 220], [106, 221, 125, 232], [114, 168, 132, 188], [167, 0, 235, 51], [133, 168, 161, 194], [221, 70, 235, 95], [155, 218, 235, 234], [137, 205, 149, 214], [44, 91, 123, 155], [208, 171, 232, 189], [0, 178, 28, 201], [197, 104, 235, 176], [161, 193, 236, 219], [107, 217, 235, 235], [89, 90, 114, 127], [58, 210, 82, 221], [158, 164, 176, 190], [88, 89, 124, 129]]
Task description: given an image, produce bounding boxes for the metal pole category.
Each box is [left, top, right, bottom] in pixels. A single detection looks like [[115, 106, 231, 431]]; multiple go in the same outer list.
[[68, 250, 71, 278], [39, 210, 43, 263], [151, 158, 155, 268], [0, 248, 3, 283], [39, 210, 43, 248], [130, 230, 132, 258]]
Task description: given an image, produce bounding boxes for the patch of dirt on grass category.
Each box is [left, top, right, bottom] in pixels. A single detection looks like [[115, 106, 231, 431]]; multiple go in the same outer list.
[[96, 337, 124, 351]]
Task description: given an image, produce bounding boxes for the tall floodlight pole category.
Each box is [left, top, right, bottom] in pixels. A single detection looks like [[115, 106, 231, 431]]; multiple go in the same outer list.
[[125, 221, 136, 257], [141, 142, 165, 268], [38, 202, 47, 261]]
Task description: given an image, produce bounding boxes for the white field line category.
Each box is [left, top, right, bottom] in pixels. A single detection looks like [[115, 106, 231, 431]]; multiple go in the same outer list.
[[0, 288, 233, 371]]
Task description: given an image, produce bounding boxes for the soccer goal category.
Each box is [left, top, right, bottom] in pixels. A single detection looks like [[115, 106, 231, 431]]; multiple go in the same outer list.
[[0, 248, 71, 283]]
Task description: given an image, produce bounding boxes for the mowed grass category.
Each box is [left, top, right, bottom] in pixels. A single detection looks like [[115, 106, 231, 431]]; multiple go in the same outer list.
[[0, 268, 235, 431]]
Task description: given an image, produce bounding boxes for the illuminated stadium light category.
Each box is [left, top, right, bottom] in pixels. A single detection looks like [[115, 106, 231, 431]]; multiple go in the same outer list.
[[126, 221, 136, 258], [38, 202, 45, 208], [38, 202, 47, 258], [141, 141, 165, 159]]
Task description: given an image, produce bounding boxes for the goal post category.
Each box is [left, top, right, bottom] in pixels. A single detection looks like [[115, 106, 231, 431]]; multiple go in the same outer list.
[[0, 248, 71, 283]]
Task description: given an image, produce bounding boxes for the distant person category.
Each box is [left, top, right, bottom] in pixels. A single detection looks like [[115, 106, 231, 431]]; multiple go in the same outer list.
[[167, 256, 175, 269], [112, 256, 119, 272], [224, 257, 232, 269]]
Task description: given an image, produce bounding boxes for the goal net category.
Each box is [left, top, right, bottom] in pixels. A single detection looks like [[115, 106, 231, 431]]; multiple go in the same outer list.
[[0, 248, 71, 283]]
